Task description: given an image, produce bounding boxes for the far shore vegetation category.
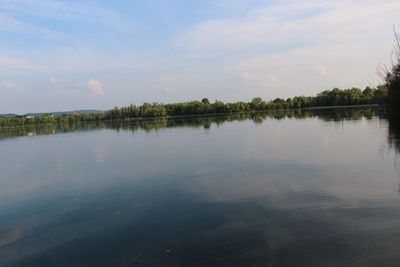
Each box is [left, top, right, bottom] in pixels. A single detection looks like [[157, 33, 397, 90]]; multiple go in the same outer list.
[[0, 107, 383, 140], [0, 86, 389, 129]]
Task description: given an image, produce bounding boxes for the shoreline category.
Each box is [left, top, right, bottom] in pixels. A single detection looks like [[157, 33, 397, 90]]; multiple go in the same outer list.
[[0, 104, 382, 130]]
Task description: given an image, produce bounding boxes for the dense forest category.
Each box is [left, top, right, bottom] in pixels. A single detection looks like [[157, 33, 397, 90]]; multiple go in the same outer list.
[[0, 86, 389, 129]]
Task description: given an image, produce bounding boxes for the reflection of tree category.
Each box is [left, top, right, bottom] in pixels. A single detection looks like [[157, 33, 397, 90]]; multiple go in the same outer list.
[[386, 109, 400, 154], [0, 107, 381, 140], [380, 108, 400, 193]]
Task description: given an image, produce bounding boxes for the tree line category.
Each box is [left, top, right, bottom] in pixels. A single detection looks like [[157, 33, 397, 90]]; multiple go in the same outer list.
[[0, 86, 388, 129], [0, 107, 380, 140]]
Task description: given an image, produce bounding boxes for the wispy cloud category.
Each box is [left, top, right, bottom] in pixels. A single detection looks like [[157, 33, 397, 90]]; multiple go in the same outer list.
[[0, 11, 19, 29], [88, 79, 104, 94], [176, 0, 399, 98], [0, 11, 55, 36], [2, 82, 14, 89], [48, 77, 58, 84], [0, 56, 43, 74], [240, 72, 283, 88], [0, 0, 129, 31], [314, 64, 328, 77], [179, 1, 400, 52]]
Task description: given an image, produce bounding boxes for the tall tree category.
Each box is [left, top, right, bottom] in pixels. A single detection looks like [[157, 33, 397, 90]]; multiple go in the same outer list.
[[384, 28, 400, 105]]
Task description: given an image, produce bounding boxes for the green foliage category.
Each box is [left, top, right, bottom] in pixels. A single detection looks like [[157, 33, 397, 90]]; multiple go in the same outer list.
[[251, 97, 262, 109], [0, 87, 387, 129], [386, 63, 400, 104], [201, 98, 210, 104]]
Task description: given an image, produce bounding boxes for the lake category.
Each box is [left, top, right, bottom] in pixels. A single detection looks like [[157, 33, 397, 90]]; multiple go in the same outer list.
[[1, 107, 400, 266]]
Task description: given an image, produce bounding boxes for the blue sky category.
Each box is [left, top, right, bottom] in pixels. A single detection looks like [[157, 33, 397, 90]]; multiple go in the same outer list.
[[0, 0, 399, 113]]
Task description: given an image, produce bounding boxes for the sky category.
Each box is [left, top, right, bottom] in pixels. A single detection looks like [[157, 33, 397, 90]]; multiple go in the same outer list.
[[0, 0, 399, 114]]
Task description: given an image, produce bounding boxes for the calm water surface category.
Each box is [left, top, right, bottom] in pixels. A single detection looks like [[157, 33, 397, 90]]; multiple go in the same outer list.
[[1, 108, 400, 266]]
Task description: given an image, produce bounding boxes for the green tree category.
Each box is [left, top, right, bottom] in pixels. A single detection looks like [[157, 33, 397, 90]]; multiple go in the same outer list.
[[251, 97, 263, 110], [202, 98, 210, 105]]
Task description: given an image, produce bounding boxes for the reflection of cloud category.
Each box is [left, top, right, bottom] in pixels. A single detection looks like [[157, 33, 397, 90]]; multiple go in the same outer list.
[[0, 111, 398, 265], [94, 144, 107, 163], [0, 228, 22, 247]]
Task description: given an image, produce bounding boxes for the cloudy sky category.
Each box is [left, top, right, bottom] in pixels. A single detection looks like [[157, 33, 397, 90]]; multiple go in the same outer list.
[[0, 0, 399, 113]]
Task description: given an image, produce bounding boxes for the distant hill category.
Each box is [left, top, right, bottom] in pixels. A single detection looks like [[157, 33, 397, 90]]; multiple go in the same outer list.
[[0, 113, 18, 118], [0, 110, 103, 118]]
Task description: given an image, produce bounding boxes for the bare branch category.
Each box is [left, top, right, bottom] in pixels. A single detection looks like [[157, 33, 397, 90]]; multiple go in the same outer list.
[[380, 26, 400, 84], [377, 61, 389, 81], [394, 25, 400, 61]]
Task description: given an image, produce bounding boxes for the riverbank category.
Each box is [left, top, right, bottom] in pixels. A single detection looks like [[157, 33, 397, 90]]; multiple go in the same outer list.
[[0, 87, 388, 129], [0, 104, 383, 130]]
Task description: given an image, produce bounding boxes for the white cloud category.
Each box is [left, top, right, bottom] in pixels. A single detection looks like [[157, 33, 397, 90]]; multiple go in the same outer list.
[[0, 0, 129, 32], [240, 72, 283, 88], [314, 64, 328, 76], [0, 11, 56, 36], [176, 0, 399, 98], [0, 11, 19, 29], [2, 82, 14, 90], [48, 77, 58, 84], [0, 56, 43, 74], [240, 71, 256, 81], [87, 79, 104, 94], [179, 1, 400, 52]]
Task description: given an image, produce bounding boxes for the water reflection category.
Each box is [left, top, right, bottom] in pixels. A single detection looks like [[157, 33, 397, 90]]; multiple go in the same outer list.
[[0, 107, 382, 141], [94, 143, 108, 163], [1, 107, 400, 267], [385, 109, 400, 153]]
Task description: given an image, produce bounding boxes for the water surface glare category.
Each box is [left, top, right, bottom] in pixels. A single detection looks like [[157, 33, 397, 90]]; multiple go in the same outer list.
[[1, 108, 400, 266]]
